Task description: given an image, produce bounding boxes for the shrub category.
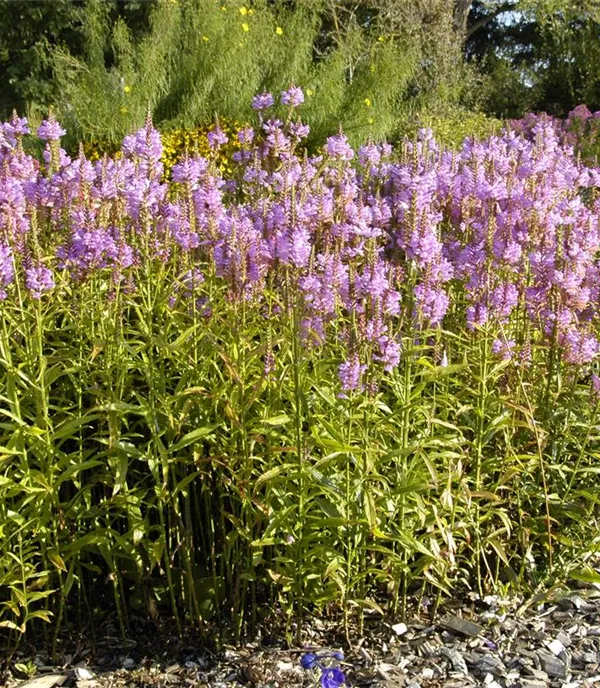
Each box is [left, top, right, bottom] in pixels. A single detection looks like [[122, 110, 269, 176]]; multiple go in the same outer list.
[[47, 0, 472, 150]]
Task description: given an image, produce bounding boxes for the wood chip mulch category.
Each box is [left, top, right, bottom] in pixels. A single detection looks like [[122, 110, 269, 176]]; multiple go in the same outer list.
[[6, 586, 600, 688]]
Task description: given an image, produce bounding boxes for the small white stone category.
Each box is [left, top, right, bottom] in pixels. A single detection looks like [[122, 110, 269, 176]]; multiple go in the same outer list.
[[392, 622, 408, 636], [74, 668, 94, 681], [546, 638, 565, 656]]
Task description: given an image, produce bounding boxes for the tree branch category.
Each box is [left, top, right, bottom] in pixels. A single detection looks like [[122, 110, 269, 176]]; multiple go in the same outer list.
[[466, 1, 518, 40]]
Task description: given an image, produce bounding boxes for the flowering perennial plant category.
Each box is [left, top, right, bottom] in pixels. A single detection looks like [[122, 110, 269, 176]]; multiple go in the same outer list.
[[2, 91, 600, 643], [3, 98, 599, 378], [81, 118, 245, 178], [509, 103, 600, 165]]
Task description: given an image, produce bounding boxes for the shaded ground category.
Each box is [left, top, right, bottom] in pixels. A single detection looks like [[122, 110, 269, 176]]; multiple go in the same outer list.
[[6, 586, 600, 688]]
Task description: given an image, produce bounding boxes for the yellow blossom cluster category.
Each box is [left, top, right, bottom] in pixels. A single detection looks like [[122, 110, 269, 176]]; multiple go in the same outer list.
[[81, 118, 245, 178], [161, 119, 244, 176]]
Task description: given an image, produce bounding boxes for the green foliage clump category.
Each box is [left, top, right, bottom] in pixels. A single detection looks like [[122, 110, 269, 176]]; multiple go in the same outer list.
[[467, 0, 600, 118], [399, 107, 503, 148], [46, 0, 472, 149]]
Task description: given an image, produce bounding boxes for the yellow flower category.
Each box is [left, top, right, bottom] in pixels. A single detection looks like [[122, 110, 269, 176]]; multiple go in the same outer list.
[[248, 8, 254, 14], [306, 88, 314, 96], [221, 5, 227, 10], [124, 85, 131, 94], [241, 22, 249, 31], [202, 35, 209, 41], [364, 97, 371, 107], [368, 117, 375, 125], [239, 6, 247, 14], [275, 26, 283, 35], [377, 36, 385, 42], [120, 106, 128, 114]]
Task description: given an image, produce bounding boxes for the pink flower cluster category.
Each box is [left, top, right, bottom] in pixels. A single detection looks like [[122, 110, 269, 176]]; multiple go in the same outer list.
[[2, 93, 600, 393]]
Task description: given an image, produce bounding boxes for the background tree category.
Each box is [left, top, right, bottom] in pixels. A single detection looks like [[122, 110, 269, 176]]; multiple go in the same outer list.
[[3, 0, 600, 137], [46, 0, 474, 148], [0, 0, 86, 116], [465, 0, 600, 117], [0, 0, 156, 118]]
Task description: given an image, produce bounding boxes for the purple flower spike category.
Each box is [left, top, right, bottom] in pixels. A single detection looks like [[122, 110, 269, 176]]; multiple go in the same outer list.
[[207, 126, 229, 149], [0, 244, 15, 296], [237, 126, 254, 145], [25, 265, 55, 299], [281, 85, 304, 107], [338, 356, 366, 393], [300, 653, 318, 670], [252, 92, 275, 110], [289, 122, 310, 140], [325, 133, 354, 161], [37, 119, 66, 141], [320, 667, 345, 688]]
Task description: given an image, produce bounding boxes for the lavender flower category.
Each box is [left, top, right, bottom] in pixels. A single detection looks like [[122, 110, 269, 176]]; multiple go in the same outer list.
[[25, 264, 55, 298], [491, 338, 515, 360], [0, 244, 14, 298], [37, 118, 66, 141], [280, 86, 304, 107], [172, 156, 208, 185], [325, 133, 354, 161], [375, 335, 401, 372], [237, 126, 255, 145], [338, 356, 366, 393], [207, 126, 229, 149], [289, 122, 310, 140], [122, 122, 163, 178], [0, 90, 598, 408], [252, 92, 275, 110]]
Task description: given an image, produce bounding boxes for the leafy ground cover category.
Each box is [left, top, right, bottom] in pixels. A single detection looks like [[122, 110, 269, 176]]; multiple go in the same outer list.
[[1, 89, 600, 658]]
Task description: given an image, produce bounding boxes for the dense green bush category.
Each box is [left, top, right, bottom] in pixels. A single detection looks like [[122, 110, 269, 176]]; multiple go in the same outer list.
[[45, 0, 472, 149], [398, 106, 502, 148]]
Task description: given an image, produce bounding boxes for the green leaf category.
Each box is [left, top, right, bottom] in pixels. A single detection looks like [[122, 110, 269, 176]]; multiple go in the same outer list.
[[570, 567, 600, 584], [170, 426, 217, 452], [261, 414, 291, 426], [47, 551, 67, 572], [253, 464, 292, 490]]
